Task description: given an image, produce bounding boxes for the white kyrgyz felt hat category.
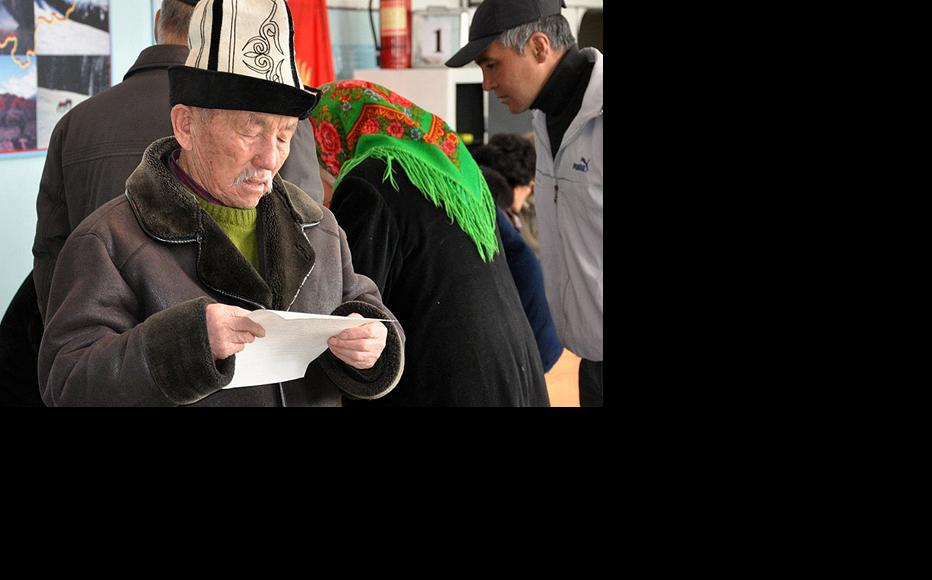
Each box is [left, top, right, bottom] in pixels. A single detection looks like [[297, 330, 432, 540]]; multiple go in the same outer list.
[[169, 0, 318, 119]]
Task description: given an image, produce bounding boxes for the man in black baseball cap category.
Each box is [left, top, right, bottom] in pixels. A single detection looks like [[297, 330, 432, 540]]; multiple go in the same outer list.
[[445, 0, 566, 68], [447, 0, 604, 407]]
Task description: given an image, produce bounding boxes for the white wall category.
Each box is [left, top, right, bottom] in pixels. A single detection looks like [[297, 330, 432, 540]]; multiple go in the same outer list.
[[0, 156, 44, 311], [0, 3, 154, 313]]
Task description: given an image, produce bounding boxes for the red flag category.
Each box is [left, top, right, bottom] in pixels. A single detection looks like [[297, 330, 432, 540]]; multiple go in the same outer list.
[[290, 0, 336, 88]]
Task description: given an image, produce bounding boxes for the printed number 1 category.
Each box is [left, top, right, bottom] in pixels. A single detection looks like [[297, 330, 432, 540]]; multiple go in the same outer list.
[[435, 29, 442, 53]]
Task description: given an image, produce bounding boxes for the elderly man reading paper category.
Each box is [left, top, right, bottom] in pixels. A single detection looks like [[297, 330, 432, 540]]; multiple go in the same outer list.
[[38, 0, 403, 406]]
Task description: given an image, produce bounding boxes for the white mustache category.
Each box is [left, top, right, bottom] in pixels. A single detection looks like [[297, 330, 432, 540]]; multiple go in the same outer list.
[[234, 167, 273, 190]]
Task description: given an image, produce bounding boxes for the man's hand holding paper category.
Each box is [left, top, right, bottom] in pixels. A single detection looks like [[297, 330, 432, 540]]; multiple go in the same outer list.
[[327, 312, 387, 369], [206, 303, 267, 361], [220, 309, 391, 389]]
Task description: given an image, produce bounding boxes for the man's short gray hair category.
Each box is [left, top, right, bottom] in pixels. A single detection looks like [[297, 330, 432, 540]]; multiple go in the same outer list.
[[498, 14, 576, 55], [159, 0, 195, 43]]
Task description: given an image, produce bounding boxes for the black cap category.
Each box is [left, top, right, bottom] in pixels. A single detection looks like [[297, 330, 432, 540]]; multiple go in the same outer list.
[[445, 0, 565, 68]]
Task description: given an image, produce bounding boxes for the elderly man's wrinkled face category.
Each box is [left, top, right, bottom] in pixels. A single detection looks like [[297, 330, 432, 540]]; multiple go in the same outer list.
[[181, 108, 298, 208]]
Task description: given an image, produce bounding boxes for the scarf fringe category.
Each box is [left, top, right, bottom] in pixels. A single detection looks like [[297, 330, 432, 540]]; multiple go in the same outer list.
[[337, 147, 500, 262]]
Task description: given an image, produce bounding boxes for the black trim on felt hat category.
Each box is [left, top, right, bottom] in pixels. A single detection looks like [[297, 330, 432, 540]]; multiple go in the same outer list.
[[169, 66, 319, 119], [169, 0, 320, 119]]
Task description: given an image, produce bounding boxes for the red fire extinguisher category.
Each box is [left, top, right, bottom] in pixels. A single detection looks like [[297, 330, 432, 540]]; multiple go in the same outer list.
[[380, 0, 411, 69]]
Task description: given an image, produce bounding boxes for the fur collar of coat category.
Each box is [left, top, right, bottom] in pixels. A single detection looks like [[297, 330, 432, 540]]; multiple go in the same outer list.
[[125, 136, 323, 311]]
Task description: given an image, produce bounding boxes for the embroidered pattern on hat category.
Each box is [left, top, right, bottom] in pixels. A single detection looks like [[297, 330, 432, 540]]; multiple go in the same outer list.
[[242, 1, 285, 83], [169, 0, 319, 119]]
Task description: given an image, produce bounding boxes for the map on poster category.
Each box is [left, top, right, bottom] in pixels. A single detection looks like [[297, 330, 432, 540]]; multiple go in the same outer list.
[[0, 0, 111, 155]]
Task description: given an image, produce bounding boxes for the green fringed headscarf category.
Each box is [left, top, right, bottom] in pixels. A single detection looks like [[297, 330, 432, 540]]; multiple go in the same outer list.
[[309, 80, 499, 262]]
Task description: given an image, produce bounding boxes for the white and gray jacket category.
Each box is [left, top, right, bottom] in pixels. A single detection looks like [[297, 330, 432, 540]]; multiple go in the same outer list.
[[532, 48, 603, 361]]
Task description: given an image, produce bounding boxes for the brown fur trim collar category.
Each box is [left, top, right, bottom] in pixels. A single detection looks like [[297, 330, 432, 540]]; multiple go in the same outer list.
[[125, 137, 324, 309]]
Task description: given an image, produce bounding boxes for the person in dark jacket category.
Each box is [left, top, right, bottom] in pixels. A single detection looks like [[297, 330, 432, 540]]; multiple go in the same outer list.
[[2, 0, 202, 407], [0, 278, 43, 406], [37, 0, 401, 406], [310, 80, 549, 406], [0, 0, 323, 406], [480, 166, 562, 373]]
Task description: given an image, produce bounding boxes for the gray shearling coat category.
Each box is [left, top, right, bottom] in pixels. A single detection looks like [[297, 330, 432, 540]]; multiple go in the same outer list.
[[38, 137, 403, 406]]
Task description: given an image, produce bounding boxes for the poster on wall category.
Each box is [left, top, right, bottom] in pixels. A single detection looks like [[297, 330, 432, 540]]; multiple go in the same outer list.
[[0, 0, 111, 156]]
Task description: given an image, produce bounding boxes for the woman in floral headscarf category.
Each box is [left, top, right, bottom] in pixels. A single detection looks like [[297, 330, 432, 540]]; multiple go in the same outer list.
[[310, 80, 549, 407]]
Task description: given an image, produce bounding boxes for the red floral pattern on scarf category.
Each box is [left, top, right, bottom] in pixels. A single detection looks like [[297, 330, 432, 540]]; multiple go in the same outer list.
[[308, 80, 463, 176], [315, 121, 341, 155]]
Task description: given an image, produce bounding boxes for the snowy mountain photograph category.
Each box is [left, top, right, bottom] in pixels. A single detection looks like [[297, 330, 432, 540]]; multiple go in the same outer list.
[[35, 53, 108, 147], [1, 1, 111, 154], [35, 0, 109, 55], [0, 56, 36, 152]]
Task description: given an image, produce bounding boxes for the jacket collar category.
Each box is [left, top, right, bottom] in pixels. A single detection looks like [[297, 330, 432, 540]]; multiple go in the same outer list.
[[123, 45, 190, 81], [531, 44, 587, 116], [533, 47, 602, 119], [532, 49, 602, 155], [125, 137, 324, 310], [578, 48, 603, 120]]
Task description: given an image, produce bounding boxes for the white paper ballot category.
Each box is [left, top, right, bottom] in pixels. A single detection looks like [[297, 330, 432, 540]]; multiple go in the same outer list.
[[223, 310, 387, 389]]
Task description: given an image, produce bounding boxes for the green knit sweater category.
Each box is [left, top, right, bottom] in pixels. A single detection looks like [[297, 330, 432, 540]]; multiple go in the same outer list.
[[195, 196, 259, 270]]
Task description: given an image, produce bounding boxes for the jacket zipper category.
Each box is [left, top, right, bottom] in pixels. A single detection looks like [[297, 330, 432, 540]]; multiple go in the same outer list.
[[550, 107, 602, 206]]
